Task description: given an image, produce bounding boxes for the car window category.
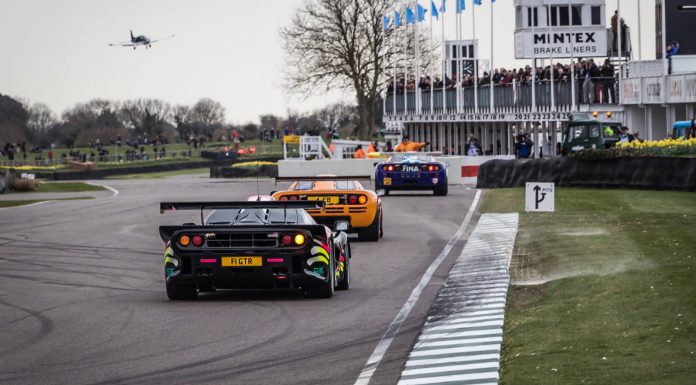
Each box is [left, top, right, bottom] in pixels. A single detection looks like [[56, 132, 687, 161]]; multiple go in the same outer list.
[[590, 125, 601, 138], [571, 126, 587, 140], [603, 125, 620, 138], [294, 181, 314, 190], [335, 181, 355, 190]]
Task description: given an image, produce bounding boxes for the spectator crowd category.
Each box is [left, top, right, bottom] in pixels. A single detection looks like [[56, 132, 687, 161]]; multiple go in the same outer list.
[[387, 58, 618, 104]]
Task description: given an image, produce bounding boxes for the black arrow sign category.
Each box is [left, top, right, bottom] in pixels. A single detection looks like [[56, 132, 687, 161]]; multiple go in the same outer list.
[[534, 185, 547, 209]]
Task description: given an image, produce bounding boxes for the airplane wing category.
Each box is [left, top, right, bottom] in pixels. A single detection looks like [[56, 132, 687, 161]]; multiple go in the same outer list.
[[149, 34, 175, 44], [109, 41, 136, 47]]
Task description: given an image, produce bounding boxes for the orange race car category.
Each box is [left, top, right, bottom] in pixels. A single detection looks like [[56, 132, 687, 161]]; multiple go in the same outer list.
[[272, 176, 383, 242]]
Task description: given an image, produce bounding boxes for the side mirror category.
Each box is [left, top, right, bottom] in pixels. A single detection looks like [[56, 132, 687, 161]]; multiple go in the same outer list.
[[334, 220, 349, 232], [270, 190, 277, 195], [373, 162, 378, 167]]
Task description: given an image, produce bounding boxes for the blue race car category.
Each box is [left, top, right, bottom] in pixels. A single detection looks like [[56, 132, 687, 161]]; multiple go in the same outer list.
[[375, 153, 448, 196]]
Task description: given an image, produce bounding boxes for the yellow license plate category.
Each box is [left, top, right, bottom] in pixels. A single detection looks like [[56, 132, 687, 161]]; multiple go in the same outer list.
[[308, 195, 339, 204], [221, 256, 262, 267], [383, 177, 392, 186]]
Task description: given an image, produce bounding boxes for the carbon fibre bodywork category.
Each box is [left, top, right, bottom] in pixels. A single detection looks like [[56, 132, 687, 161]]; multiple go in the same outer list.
[[159, 201, 350, 299]]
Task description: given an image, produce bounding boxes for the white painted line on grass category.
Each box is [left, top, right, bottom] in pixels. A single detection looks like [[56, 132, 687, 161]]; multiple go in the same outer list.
[[402, 361, 500, 377], [405, 353, 500, 367], [397, 370, 499, 385], [353, 190, 482, 385]]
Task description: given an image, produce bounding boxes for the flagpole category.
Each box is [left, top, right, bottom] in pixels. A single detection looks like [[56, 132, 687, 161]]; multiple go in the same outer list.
[[473, 2, 478, 113], [547, 0, 555, 112], [430, 5, 434, 115], [531, 5, 536, 113], [441, 1, 446, 113], [455, 2, 461, 113], [393, 13, 397, 116], [415, 5, 421, 114], [617, 0, 622, 105], [489, 0, 494, 113], [402, 3, 407, 114], [569, 1, 575, 110]]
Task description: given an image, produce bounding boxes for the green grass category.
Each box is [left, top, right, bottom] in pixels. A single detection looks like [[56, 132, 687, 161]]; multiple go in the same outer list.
[[0, 197, 94, 208], [480, 188, 696, 385], [1, 140, 284, 172], [31, 182, 106, 193], [107, 167, 210, 179]]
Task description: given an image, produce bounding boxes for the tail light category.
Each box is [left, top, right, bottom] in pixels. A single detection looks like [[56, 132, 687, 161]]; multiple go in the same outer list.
[[178, 234, 191, 246], [428, 164, 440, 171], [192, 235, 204, 247], [348, 195, 358, 204], [279, 196, 288, 201], [358, 195, 367, 204], [289, 195, 298, 201], [281, 234, 292, 246], [294, 234, 305, 245]]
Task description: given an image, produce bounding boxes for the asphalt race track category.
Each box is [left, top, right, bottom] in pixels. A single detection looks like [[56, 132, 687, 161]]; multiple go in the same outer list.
[[0, 177, 478, 385]]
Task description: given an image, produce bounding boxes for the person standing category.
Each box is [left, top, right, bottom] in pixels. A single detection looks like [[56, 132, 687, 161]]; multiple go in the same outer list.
[[686, 117, 696, 139], [516, 134, 534, 159], [619, 126, 635, 143], [354, 144, 366, 159], [466, 134, 482, 156]]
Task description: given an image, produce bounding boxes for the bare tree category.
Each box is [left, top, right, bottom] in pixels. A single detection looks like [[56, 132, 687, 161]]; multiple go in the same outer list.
[[119, 99, 171, 136], [190, 98, 225, 127], [281, 0, 434, 140], [28, 103, 56, 133]]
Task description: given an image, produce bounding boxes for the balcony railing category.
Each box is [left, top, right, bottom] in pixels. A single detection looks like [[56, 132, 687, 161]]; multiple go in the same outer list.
[[385, 79, 618, 116]]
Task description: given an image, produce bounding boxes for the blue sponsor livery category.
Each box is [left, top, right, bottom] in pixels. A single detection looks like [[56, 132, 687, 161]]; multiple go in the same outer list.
[[375, 153, 448, 196]]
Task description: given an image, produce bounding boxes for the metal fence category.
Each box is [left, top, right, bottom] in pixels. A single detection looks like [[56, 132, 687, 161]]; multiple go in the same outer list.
[[386, 78, 618, 115]]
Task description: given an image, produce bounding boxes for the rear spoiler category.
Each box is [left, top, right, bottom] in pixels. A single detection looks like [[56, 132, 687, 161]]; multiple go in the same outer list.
[[160, 201, 324, 214], [275, 175, 372, 184]]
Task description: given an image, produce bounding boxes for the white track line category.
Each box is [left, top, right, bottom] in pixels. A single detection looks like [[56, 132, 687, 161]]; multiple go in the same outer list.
[[0, 200, 52, 210], [353, 190, 482, 385], [101, 184, 119, 197]]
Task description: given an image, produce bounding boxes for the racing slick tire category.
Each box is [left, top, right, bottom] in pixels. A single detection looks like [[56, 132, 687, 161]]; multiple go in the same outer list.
[[434, 181, 448, 196], [336, 244, 350, 291], [166, 280, 198, 300], [383, 189, 390, 196], [358, 207, 382, 242], [310, 258, 334, 298]]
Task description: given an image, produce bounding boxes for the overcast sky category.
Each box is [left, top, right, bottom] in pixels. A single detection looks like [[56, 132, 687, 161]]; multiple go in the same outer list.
[[0, 0, 655, 124]]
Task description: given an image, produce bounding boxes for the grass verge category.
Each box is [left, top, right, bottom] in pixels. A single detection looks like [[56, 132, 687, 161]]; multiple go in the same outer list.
[[107, 168, 210, 179], [480, 188, 696, 385], [0, 197, 94, 208], [32, 182, 106, 193]]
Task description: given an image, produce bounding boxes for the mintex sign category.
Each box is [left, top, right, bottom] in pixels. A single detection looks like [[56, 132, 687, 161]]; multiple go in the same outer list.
[[515, 28, 607, 59]]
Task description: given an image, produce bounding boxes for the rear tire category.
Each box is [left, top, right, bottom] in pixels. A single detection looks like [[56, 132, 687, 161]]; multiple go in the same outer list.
[[358, 207, 381, 242], [383, 189, 390, 196], [312, 258, 334, 298], [166, 280, 197, 300], [434, 181, 448, 196], [336, 244, 350, 291]]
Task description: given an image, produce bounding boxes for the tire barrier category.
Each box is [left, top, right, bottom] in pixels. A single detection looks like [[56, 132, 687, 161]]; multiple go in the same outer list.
[[477, 157, 696, 191]]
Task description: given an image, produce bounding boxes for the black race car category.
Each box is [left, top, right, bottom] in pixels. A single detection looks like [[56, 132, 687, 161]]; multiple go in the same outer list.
[[159, 201, 351, 299]]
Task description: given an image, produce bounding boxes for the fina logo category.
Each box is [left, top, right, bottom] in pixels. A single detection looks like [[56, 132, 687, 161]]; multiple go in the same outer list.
[[403, 165, 420, 172]]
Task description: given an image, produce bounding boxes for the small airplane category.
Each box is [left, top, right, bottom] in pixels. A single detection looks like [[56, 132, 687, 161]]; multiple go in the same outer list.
[[109, 30, 174, 50]]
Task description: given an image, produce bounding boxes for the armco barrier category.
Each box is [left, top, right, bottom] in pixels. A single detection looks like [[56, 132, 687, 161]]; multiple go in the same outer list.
[[477, 157, 696, 191], [278, 156, 514, 185], [461, 155, 516, 185]]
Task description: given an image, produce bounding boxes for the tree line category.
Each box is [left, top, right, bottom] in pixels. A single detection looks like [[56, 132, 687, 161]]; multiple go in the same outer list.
[[0, 92, 365, 148]]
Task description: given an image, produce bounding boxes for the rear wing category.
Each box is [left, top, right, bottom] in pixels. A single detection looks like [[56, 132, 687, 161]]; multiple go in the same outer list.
[[275, 175, 372, 185], [160, 201, 324, 214]]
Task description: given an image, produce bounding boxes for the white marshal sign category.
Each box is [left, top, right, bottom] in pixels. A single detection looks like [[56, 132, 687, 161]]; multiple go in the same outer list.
[[525, 182, 555, 212], [514, 28, 607, 59]]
